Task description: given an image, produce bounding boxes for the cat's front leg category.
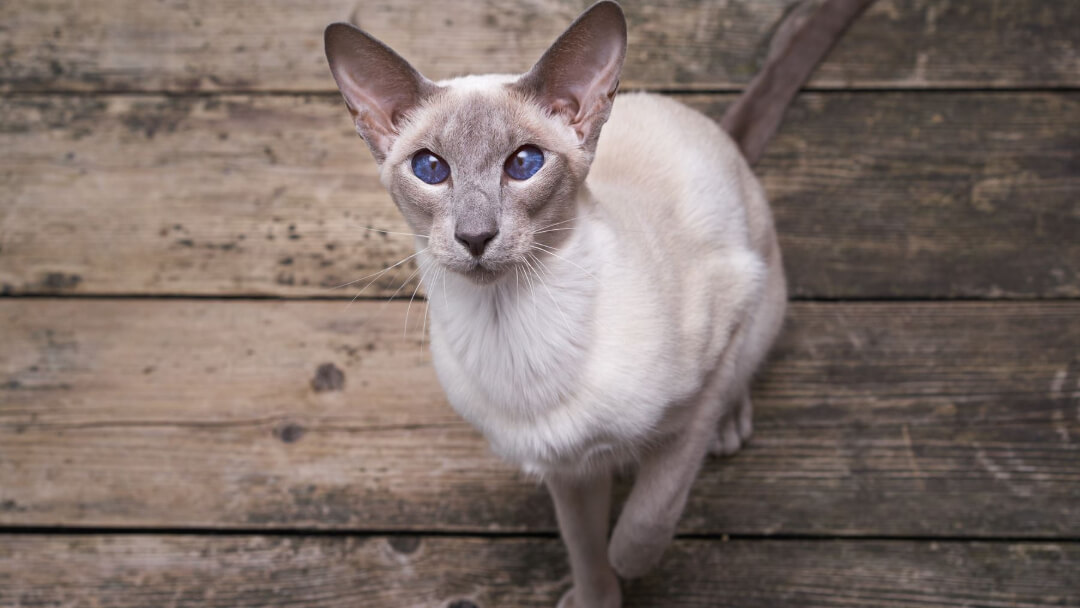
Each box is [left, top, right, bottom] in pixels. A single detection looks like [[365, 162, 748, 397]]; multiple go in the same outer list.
[[546, 471, 621, 608], [606, 417, 715, 580]]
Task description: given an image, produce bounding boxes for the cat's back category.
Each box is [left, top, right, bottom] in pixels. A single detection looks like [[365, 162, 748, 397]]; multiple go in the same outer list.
[[594, 92, 739, 173], [591, 92, 744, 191], [589, 91, 774, 265]]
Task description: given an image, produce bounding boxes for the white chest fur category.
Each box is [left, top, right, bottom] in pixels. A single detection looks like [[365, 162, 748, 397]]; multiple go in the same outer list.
[[427, 234, 597, 420], [425, 222, 637, 474]]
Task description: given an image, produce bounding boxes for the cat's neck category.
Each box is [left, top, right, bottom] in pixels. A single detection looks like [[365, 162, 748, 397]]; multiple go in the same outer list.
[[422, 200, 607, 413]]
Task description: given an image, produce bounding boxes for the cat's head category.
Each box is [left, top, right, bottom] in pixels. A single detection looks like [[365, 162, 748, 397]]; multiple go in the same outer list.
[[325, 2, 626, 283]]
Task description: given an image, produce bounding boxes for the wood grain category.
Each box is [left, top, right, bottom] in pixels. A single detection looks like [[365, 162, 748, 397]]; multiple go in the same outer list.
[[2, 0, 1077, 93], [1, 534, 1077, 607], [3, 0, 1075, 598], [2, 299, 1077, 535], [2, 92, 1076, 299]]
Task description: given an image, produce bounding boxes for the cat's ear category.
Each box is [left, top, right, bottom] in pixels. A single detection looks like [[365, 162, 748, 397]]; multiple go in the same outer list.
[[324, 23, 438, 163], [516, 1, 627, 153]]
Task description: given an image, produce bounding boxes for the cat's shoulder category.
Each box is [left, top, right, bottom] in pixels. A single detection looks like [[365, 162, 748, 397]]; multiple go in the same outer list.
[[612, 90, 693, 112], [612, 91, 720, 127], [607, 91, 739, 156]]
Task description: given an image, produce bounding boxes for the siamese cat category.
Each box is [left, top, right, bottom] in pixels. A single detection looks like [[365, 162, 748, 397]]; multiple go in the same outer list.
[[324, 1, 870, 606]]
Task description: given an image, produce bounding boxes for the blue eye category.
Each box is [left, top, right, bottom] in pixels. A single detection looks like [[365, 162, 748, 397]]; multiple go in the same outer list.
[[411, 150, 450, 184], [505, 145, 544, 180]]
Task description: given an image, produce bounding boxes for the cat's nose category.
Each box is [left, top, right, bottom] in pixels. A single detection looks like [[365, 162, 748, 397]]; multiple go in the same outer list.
[[455, 229, 498, 258]]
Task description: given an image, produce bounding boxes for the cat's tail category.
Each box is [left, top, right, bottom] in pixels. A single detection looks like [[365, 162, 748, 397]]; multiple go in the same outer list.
[[721, 0, 874, 165]]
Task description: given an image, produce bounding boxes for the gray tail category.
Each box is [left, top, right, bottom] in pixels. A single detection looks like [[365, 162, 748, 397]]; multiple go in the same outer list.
[[721, 0, 874, 165]]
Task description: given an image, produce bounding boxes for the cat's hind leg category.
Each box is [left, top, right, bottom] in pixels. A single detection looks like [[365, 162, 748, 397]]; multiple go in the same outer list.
[[710, 245, 784, 458], [606, 409, 715, 580], [607, 298, 763, 578], [710, 393, 753, 456]]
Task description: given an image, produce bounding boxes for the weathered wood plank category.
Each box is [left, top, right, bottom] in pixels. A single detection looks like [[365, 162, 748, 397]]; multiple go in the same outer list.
[[1, 535, 1077, 607], [747, 91, 1080, 299], [1, 92, 1077, 299], [2, 0, 1077, 93], [2, 300, 1078, 535]]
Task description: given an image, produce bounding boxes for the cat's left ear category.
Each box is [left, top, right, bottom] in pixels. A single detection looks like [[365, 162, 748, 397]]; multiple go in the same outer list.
[[516, 1, 627, 153]]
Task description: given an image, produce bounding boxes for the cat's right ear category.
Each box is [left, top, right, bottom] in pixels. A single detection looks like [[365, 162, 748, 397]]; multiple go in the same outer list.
[[324, 23, 437, 163]]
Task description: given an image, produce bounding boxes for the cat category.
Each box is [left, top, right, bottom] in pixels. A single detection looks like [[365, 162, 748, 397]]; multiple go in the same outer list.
[[324, 1, 870, 606]]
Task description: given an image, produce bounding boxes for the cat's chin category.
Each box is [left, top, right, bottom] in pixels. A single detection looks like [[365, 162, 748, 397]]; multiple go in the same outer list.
[[461, 264, 502, 285]]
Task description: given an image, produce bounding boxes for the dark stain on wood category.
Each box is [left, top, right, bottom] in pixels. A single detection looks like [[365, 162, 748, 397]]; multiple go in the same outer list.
[[273, 423, 305, 444], [40, 272, 81, 291], [273, 485, 359, 527], [311, 362, 345, 392], [2, 379, 72, 391], [0, 499, 25, 512], [118, 98, 193, 139], [387, 536, 421, 555]]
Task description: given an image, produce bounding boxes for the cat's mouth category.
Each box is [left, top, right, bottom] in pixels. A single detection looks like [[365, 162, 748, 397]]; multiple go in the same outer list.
[[463, 262, 500, 284]]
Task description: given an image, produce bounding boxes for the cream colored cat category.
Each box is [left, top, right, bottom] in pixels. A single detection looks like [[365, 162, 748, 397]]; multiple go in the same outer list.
[[325, 2, 868, 606]]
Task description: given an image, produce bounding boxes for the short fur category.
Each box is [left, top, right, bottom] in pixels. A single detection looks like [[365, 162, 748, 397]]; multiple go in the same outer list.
[[325, 2, 864, 606]]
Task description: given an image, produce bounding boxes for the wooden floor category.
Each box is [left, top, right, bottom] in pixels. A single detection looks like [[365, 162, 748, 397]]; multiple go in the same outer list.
[[1, 1, 1078, 606]]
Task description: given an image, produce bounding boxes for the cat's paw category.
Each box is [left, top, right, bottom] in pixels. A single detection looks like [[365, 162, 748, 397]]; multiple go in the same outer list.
[[607, 520, 672, 580], [709, 395, 753, 457], [557, 579, 621, 608]]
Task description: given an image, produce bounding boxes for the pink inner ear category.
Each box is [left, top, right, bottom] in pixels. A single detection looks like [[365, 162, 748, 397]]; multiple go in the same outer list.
[[325, 23, 436, 161], [341, 81, 395, 130], [549, 96, 580, 120], [516, 2, 626, 147]]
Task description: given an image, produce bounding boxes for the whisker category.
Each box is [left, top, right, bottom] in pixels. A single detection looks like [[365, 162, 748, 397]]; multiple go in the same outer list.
[[531, 244, 598, 282], [404, 258, 436, 338], [528, 248, 613, 336], [329, 248, 426, 291], [421, 267, 442, 355], [371, 261, 424, 314], [533, 216, 579, 233], [364, 226, 430, 239], [344, 252, 425, 311], [527, 252, 574, 337], [441, 265, 450, 309], [535, 223, 649, 237], [518, 254, 542, 324]]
